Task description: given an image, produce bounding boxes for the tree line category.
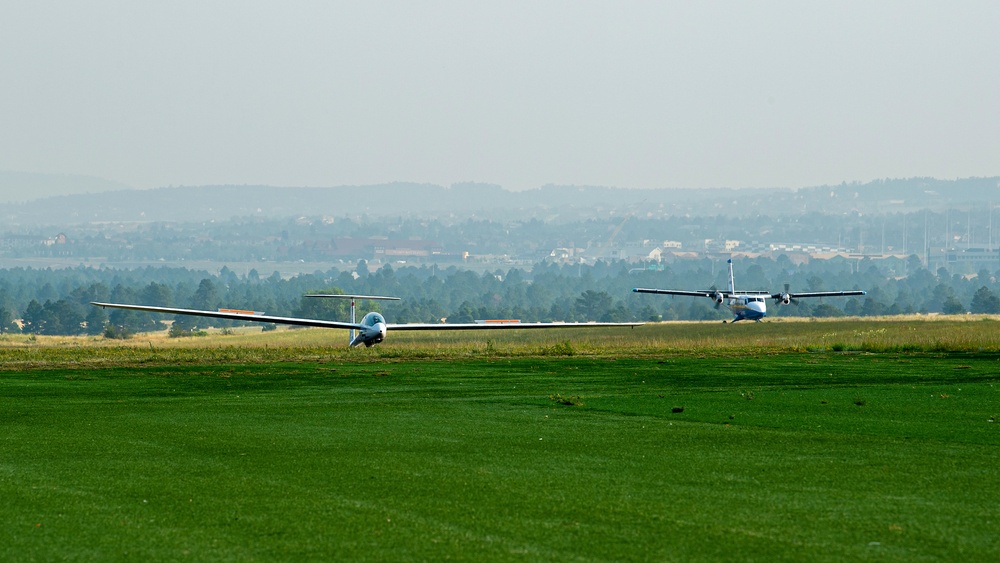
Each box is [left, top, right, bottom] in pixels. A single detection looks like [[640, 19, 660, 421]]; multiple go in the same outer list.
[[4, 255, 1000, 337]]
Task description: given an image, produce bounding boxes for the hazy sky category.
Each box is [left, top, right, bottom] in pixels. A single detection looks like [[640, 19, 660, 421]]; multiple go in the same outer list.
[[1, 1, 998, 193]]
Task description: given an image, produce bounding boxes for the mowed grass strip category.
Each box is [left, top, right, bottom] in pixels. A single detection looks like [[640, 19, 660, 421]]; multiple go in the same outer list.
[[2, 352, 999, 561]]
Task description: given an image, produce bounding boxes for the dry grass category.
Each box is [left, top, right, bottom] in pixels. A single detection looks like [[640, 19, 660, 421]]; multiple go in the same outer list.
[[3, 315, 1000, 369]]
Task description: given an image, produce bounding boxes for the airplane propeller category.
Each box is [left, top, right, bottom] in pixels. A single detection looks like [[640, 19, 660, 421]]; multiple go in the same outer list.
[[775, 283, 797, 305], [710, 287, 725, 308]]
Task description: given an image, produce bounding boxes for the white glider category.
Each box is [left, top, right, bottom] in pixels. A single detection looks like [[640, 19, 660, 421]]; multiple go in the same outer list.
[[92, 294, 643, 347]]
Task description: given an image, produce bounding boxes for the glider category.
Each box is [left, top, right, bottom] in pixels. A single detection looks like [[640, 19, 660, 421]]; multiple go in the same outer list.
[[92, 294, 643, 347]]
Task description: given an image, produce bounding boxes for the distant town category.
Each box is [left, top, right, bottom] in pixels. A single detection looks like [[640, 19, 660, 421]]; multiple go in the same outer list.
[[2, 177, 1000, 276]]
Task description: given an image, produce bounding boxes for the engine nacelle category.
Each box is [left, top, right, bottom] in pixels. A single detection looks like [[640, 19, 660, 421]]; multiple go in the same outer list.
[[777, 293, 791, 305], [712, 291, 725, 305]]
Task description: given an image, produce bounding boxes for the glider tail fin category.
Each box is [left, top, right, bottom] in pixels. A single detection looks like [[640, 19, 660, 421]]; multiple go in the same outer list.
[[727, 259, 736, 294]]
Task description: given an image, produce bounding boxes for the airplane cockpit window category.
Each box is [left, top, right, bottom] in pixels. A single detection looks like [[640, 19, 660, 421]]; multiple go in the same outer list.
[[362, 313, 386, 326]]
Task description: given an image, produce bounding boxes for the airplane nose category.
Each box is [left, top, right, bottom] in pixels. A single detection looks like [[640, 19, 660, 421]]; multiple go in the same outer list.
[[351, 324, 388, 347]]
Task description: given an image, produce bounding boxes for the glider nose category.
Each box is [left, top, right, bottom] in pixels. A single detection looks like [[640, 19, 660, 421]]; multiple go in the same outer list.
[[350, 322, 388, 347], [365, 323, 388, 347]]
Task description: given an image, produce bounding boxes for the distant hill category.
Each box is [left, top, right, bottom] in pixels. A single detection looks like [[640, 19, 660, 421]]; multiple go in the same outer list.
[[0, 178, 998, 226], [0, 182, 755, 225], [0, 170, 134, 203]]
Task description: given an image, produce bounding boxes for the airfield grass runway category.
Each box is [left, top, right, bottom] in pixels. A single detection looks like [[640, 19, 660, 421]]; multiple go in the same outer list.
[[2, 318, 999, 560]]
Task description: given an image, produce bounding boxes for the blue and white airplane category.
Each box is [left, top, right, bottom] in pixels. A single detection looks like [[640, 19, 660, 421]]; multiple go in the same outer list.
[[92, 294, 642, 347], [632, 259, 866, 322]]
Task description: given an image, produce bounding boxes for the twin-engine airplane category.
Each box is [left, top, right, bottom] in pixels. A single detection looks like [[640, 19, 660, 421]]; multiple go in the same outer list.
[[92, 294, 643, 347], [632, 259, 866, 322]]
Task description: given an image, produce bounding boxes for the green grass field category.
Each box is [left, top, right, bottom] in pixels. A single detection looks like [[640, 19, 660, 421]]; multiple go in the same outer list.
[[2, 319, 999, 560]]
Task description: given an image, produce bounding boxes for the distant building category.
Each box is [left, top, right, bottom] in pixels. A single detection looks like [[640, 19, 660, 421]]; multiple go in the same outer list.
[[740, 241, 854, 254], [701, 239, 742, 253], [2, 233, 69, 250], [1, 235, 44, 249], [43, 233, 69, 246], [609, 240, 664, 261], [945, 247, 1000, 270], [282, 237, 459, 262]]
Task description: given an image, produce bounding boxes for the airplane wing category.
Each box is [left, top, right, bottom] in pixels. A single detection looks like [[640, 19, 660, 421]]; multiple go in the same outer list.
[[774, 290, 867, 299], [92, 302, 643, 331], [385, 321, 643, 331], [90, 302, 365, 331], [631, 288, 722, 298]]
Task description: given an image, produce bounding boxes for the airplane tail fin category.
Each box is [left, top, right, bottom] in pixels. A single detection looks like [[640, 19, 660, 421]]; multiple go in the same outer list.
[[727, 259, 736, 294], [304, 294, 400, 346]]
